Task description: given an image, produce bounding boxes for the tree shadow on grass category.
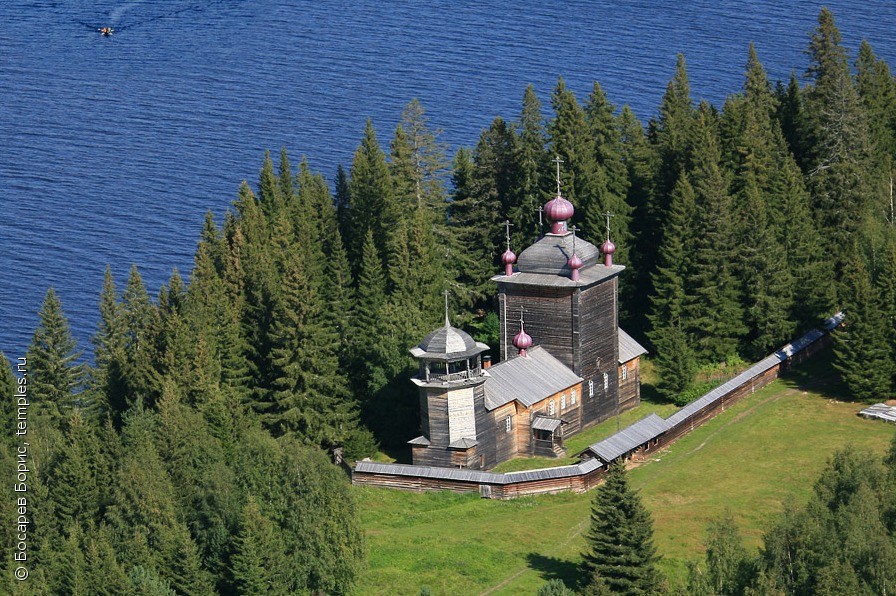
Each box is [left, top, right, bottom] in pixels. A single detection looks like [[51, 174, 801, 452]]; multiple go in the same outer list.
[[526, 552, 582, 588], [780, 345, 853, 401]]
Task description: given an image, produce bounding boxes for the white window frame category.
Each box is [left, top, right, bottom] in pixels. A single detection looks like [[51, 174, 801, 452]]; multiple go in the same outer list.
[[588, 380, 594, 398], [571, 388, 577, 405], [603, 372, 609, 391], [561, 395, 566, 411], [505, 416, 512, 433], [622, 364, 628, 381], [549, 400, 555, 416]]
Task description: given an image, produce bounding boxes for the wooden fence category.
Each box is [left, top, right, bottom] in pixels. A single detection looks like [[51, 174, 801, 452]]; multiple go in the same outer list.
[[352, 313, 843, 499]]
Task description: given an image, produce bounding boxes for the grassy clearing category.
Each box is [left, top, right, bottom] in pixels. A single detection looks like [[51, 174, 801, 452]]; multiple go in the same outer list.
[[354, 349, 896, 594]]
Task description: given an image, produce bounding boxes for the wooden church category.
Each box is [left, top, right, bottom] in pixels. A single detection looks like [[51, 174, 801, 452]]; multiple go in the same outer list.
[[407, 172, 646, 470]]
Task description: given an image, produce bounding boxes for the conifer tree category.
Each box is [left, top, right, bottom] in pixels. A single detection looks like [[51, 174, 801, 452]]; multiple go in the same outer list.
[[856, 40, 896, 226], [585, 81, 632, 264], [47, 410, 101, 529], [687, 106, 746, 361], [833, 249, 894, 400], [91, 266, 128, 418], [548, 77, 601, 228], [230, 497, 289, 595], [804, 8, 874, 289], [258, 149, 283, 217], [688, 512, 752, 596], [26, 288, 84, 422], [449, 125, 510, 305], [266, 256, 356, 446], [510, 84, 550, 246], [648, 175, 698, 396], [121, 265, 163, 407], [0, 353, 18, 447], [347, 119, 395, 270], [82, 525, 132, 595], [775, 71, 811, 171], [582, 463, 662, 595]]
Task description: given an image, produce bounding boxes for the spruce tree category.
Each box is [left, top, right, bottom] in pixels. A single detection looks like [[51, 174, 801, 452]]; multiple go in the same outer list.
[[266, 256, 356, 446], [26, 288, 84, 422], [449, 124, 510, 305], [347, 119, 395, 271], [121, 265, 163, 407], [230, 497, 289, 595], [585, 82, 632, 263], [510, 84, 550, 246], [582, 463, 662, 595], [548, 77, 601, 229], [648, 174, 698, 397], [856, 40, 896, 226], [832, 248, 893, 401], [687, 106, 746, 361], [804, 8, 874, 292]]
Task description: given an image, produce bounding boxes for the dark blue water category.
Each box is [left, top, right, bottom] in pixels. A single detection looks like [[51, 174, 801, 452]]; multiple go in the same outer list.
[[2, 1, 895, 360]]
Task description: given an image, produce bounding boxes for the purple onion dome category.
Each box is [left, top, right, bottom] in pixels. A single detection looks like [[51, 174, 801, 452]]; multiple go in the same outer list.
[[501, 248, 517, 264], [601, 239, 616, 255], [543, 195, 574, 223], [568, 253, 583, 270], [512, 328, 533, 351]]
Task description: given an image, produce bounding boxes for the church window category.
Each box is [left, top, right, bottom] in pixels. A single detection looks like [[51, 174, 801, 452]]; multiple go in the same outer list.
[[571, 389, 577, 404], [505, 416, 512, 433], [549, 400, 555, 416], [622, 364, 628, 381], [588, 380, 594, 398], [603, 372, 609, 390], [561, 395, 566, 410]]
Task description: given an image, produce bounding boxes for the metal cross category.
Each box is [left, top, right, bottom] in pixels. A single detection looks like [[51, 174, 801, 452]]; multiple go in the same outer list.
[[503, 219, 513, 251], [444, 289, 450, 326], [552, 155, 564, 196], [570, 224, 579, 253], [603, 211, 614, 241], [518, 306, 526, 328]]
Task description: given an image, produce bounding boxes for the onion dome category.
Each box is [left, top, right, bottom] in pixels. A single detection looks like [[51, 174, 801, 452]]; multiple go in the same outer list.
[[601, 239, 616, 267], [410, 323, 490, 361], [544, 195, 575, 234], [501, 248, 517, 276], [512, 323, 533, 357], [568, 252, 583, 281]]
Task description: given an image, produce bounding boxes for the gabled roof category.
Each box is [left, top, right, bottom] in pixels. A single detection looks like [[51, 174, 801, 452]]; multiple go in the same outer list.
[[407, 435, 431, 446], [618, 328, 648, 364], [484, 346, 583, 410]]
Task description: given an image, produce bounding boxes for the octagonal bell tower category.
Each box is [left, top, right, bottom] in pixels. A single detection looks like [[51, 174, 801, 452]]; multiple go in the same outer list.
[[407, 311, 490, 469]]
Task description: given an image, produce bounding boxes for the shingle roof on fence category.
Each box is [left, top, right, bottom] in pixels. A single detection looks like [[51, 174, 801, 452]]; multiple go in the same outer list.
[[581, 413, 669, 462], [353, 458, 605, 485]]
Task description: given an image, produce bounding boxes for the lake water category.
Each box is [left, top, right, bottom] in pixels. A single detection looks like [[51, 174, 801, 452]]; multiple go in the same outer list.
[[2, 0, 895, 360]]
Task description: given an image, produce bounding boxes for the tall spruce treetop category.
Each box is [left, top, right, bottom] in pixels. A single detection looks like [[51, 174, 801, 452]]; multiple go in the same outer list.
[[511, 84, 550, 246], [585, 81, 633, 265], [348, 118, 396, 271], [27, 288, 85, 422], [687, 105, 746, 361], [582, 463, 662, 595], [548, 77, 600, 219]]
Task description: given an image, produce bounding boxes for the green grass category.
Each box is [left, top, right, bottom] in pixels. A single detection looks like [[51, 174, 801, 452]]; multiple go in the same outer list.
[[353, 348, 896, 594]]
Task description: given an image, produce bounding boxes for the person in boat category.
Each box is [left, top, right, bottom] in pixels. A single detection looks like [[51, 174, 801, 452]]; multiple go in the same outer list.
[[99, 27, 113, 36]]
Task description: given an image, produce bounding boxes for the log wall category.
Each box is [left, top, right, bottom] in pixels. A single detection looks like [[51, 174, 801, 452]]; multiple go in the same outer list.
[[357, 317, 840, 499]]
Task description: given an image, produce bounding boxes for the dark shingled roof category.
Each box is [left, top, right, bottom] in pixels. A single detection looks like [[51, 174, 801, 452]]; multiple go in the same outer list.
[[618, 328, 648, 364], [409, 323, 490, 360], [492, 264, 624, 289], [407, 435, 431, 446], [516, 232, 601, 275], [484, 346, 582, 410]]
